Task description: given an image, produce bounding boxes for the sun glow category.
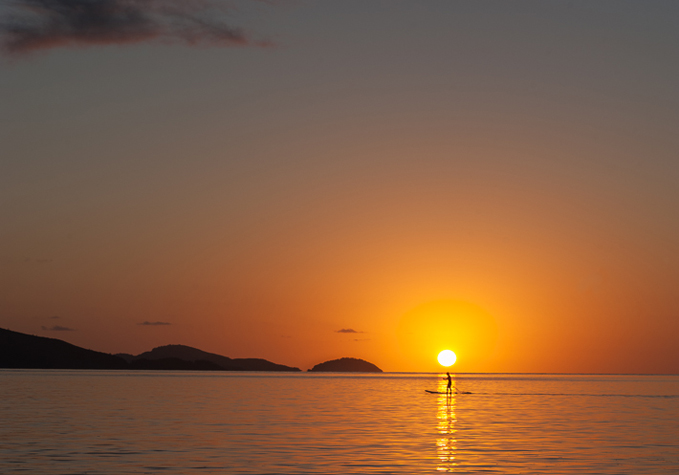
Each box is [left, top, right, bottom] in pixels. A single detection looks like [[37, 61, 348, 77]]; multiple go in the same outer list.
[[437, 350, 457, 367], [397, 300, 497, 371]]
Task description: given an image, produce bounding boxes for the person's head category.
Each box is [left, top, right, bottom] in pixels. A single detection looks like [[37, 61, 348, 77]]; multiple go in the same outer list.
[[446, 372, 450, 376]]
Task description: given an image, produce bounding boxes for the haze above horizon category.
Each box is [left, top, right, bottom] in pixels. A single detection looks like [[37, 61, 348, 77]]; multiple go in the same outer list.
[[1, 1, 678, 374]]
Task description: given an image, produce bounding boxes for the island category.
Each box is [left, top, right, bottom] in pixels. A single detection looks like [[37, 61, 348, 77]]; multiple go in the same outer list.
[[0, 327, 128, 370], [0, 328, 301, 372], [119, 344, 301, 372], [308, 357, 382, 372]]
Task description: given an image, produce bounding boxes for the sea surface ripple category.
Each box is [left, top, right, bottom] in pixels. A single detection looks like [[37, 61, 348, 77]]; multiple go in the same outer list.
[[1, 371, 678, 474]]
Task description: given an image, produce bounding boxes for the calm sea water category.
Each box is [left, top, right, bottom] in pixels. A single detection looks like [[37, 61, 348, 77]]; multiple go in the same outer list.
[[1, 371, 677, 474]]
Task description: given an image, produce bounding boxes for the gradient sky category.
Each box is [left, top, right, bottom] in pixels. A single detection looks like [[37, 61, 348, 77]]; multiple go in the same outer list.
[[1, 1, 679, 373]]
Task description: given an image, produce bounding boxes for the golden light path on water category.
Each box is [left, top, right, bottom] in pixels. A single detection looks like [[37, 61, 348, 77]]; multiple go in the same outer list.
[[436, 374, 457, 472]]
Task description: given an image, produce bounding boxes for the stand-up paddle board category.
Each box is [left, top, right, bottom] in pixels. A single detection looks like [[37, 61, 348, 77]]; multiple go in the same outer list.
[[425, 390, 472, 394]]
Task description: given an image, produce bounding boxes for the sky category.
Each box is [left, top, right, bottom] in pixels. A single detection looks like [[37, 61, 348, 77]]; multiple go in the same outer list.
[[1, 0, 679, 373]]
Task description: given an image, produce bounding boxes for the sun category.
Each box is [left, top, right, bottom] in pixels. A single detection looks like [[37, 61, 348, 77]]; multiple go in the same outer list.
[[437, 350, 457, 367], [397, 300, 497, 371]]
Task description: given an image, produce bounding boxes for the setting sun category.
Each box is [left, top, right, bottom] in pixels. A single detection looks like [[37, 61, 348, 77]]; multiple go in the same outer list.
[[437, 350, 457, 367], [397, 300, 497, 371]]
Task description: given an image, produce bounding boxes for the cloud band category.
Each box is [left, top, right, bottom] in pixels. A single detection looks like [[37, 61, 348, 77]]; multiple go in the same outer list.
[[0, 0, 264, 55]]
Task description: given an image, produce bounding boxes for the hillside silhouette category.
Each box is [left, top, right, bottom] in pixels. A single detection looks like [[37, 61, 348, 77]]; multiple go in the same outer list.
[[123, 344, 301, 372], [309, 357, 382, 372], [0, 327, 127, 369], [0, 328, 300, 371]]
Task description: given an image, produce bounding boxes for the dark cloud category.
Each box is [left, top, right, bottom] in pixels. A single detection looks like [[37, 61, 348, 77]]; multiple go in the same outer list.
[[335, 328, 365, 334], [138, 321, 171, 326], [41, 325, 75, 331], [0, 0, 268, 55]]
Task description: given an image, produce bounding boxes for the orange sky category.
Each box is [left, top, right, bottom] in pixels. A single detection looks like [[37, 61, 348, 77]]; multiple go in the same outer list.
[[1, 2, 678, 373]]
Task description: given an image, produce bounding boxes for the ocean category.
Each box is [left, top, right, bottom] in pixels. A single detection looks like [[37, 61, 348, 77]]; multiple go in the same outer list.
[[1, 370, 677, 474]]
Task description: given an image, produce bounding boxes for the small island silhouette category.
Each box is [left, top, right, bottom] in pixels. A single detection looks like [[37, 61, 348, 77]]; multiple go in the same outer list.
[[309, 357, 382, 373], [0, 328, 381, 373]]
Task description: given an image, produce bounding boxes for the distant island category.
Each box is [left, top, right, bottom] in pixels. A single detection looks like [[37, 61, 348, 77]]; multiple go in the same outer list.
[[309, 357, 382, 373], [118, 344, 300, 372], [0, 328, 300, 372], [1, 327, 128, 370], [0, 328, 383, 373]]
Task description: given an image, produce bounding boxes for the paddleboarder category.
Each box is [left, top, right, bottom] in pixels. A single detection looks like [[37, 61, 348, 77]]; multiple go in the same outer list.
[[446, 372, 452, 394]]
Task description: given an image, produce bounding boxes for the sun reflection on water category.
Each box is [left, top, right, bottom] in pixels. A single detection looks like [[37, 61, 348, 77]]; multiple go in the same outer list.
[[436, 374, 457, 472]]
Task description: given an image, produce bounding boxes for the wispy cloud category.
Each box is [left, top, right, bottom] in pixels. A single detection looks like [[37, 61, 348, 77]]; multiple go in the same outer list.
[[0, 0, 269, 55], [335, 328, 365, 334], [41, 325, 75, 331], [1, 257, 54, 264], [138, 321, 171, 326]]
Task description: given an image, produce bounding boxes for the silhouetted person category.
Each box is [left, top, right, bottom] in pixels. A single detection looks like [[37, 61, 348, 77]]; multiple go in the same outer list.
[[446, 372, 452, 394]]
